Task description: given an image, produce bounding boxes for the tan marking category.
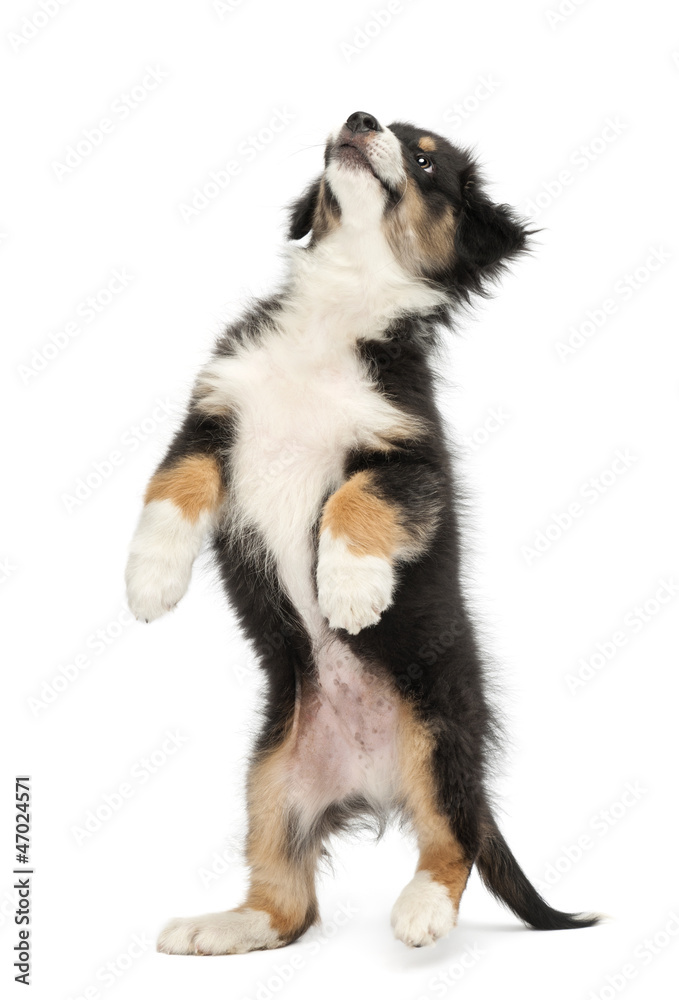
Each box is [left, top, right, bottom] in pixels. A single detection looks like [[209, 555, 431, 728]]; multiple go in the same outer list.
[[238, 728, 319, 942], [312, 177, 341, 239], [396, 702, 472, 912], [320, 471, 408, 560], [321, 470, 439, 560], [383, 179, 456, 276], [144, 454, 224, 522], [418, 135, 437, 152]]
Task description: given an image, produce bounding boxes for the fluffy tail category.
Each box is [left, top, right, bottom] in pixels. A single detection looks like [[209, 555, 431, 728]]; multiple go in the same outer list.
[[476, 815, 600, 930]]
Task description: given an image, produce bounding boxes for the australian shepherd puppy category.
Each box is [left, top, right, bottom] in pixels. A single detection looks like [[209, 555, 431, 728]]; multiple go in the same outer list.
[[126, 111, 598, 954]]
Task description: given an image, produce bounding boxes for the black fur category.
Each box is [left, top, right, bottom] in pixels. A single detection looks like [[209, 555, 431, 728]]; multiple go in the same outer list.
[[288, 177, 322, 241]]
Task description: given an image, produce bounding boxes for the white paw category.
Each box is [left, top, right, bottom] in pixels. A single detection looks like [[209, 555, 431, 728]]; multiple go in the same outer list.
[[391, 870, 457, 948], [157, 908, 282, 956], [316, 532, 395, 635], [125, 550, 192, 622], [125, 499, 208, 622]]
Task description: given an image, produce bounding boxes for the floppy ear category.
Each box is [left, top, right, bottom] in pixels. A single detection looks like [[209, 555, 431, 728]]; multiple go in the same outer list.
[[454, 171, 529, 273], [288, 177, 322, 240]]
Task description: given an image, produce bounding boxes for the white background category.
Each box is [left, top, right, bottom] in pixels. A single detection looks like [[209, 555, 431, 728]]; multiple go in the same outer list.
[[2, 0, 679, 998]]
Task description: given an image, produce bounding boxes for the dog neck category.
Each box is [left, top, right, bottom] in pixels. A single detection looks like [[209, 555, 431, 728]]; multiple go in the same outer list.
[[285, 221, 449, 343]]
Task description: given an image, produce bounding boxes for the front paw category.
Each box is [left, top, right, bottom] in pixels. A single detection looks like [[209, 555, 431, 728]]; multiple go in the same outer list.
[[125, 550, 192, 623], [317, 533, 395, 635], [125, 500, 204, 622]]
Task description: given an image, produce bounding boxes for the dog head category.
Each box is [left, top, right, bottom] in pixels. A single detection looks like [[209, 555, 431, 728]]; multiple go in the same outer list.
[[289, 111, 530, 298]]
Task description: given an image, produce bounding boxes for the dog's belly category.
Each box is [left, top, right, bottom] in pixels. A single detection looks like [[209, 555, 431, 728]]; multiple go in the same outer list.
[[287, 637, 401, 820]]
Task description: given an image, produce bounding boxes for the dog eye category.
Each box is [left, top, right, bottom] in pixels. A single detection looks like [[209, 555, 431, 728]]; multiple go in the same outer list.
[[416, 154, 434, 173]]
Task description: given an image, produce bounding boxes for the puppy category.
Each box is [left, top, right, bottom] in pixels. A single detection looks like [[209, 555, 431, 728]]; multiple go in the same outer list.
[[126, 111, 598, 954]]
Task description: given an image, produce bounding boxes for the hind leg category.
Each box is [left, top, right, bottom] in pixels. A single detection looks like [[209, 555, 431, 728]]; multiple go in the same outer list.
[[158, 737, 320, 955], [391, 710, 476, 947]]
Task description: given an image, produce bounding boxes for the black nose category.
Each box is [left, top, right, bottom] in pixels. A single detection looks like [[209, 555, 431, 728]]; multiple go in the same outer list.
[[346, 111, 382, 134]]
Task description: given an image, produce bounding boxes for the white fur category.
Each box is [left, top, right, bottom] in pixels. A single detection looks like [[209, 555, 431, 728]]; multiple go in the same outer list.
[[317, 532, 394, 634], [125, 499, 213, 622], [288, 216, 446, 326], [391, 870, 457, 948], [157, 908, 282, 956], [326, 159, 387, 229]]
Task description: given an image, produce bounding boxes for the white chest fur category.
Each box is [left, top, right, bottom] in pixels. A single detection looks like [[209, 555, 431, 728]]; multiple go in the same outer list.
[[198, 311, 412, 636]]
